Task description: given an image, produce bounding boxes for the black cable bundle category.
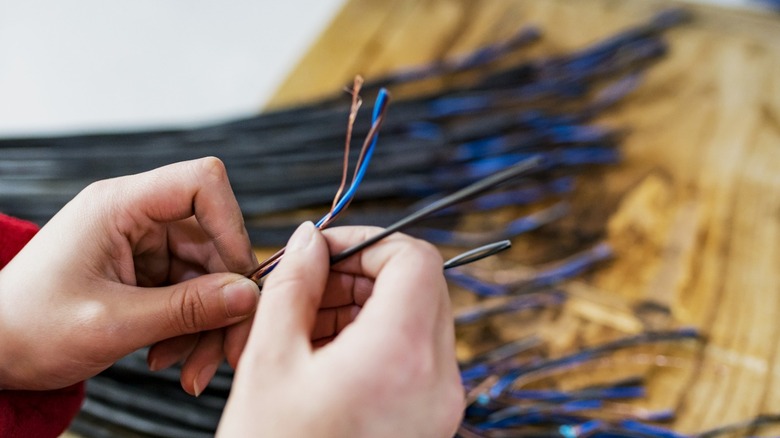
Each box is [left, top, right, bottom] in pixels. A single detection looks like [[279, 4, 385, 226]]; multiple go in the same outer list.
[[70, 349, 228, 437], [2, 9, 698, 438], [0, 9, 687, 246]]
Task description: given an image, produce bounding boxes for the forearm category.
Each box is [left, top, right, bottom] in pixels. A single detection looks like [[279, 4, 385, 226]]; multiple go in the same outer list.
[[0, 215, 86, 437], [0, 214, 39, 390]]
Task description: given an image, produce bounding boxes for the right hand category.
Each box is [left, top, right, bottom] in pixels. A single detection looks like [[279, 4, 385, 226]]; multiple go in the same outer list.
[[217, 223, 464, 437]]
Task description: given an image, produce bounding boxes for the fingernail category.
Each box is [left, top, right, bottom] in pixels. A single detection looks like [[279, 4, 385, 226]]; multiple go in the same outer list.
[[223, 278, 260, 318], [193, 364, 218, 397], [287, 221, 315, 251], [148, 357, 159, 372]]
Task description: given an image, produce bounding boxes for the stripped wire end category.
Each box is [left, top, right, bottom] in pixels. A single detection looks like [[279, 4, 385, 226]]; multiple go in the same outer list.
[[247, 79, 390, 284]]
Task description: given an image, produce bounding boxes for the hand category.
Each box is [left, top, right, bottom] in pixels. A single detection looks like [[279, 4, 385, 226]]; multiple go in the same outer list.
[[0, 157, 260, 393], [217, 223, 464, 437]]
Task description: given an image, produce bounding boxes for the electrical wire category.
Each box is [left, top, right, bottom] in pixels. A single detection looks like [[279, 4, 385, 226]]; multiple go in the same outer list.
[[329, 155, 545, 266], [443, 240, 512, 270], [247, 86, 390, 282]]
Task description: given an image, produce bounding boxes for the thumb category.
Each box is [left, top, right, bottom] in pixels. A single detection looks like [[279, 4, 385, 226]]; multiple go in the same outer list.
[[251, 221, 329, 357], [117, 272, 260, 348]]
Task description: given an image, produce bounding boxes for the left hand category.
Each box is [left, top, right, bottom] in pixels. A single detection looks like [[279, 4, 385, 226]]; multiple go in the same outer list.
[[0, 157, 260, 393]]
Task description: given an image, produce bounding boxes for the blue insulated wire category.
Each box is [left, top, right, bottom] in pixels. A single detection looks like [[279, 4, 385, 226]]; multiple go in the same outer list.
[[316, 88, 390, 226]]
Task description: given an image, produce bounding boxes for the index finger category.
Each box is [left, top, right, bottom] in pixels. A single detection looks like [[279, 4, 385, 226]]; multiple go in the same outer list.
[[116, 157, 257, 275]]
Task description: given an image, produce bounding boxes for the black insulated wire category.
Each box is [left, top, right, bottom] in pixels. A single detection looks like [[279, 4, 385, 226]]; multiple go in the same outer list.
[[443, 240, 512, 270], [329, 155, 544, 265]]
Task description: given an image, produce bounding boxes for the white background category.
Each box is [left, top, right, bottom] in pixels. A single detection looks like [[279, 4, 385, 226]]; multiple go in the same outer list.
[[0, 0, 759, 136], [0, 0, 345, 136]]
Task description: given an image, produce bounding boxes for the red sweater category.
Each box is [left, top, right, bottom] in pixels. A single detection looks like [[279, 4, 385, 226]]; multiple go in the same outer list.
[[0, 214, 85, 437]]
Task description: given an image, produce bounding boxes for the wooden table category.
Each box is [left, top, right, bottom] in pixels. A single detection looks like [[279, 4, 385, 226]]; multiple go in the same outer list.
[[269, 0, 780, 433]]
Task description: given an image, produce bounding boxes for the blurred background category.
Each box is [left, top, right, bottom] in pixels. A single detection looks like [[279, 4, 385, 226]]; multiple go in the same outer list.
[[0, 0, 344, 136], [0, 0, 766, 137]]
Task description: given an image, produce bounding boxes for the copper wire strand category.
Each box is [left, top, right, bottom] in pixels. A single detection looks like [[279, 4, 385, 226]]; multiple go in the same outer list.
[[247, 81, 387, 283], [307, 93, 389, 231], [249, 108, 388, 281], [328, 76, 364, 216], [322, 100, 388, 227]]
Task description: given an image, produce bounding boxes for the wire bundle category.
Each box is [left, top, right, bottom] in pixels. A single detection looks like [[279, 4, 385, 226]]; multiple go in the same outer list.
[[5, 8, 759, 438], [455, 311, 780, 436], [0, 9, 687, 247], [458, 330, 703, 437]]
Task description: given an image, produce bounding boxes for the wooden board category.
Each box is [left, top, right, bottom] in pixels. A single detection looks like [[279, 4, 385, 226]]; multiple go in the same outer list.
[[268, 0, 780, 433]]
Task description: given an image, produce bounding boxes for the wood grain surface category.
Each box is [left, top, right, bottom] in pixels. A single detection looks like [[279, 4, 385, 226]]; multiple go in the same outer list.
[[268, 0, 780, 433]]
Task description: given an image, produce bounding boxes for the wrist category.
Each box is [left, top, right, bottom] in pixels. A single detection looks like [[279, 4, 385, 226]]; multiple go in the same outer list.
[[0, 269, 37, 390]]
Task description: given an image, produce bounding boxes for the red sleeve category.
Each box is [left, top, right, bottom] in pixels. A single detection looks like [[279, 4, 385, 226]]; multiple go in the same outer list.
[[0, 214, 85, 438]]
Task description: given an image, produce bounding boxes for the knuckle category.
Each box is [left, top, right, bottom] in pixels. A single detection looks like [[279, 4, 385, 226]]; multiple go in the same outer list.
[[413, 238, 445, 265], [77, 179, 111, 204], [81, 179, 103, 195], [196, 156, 228, 184], [397, 238, 444, 272], [169, 283, 209, 333], [357, 225, 386, 241], [75, 178, 131, 224]]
